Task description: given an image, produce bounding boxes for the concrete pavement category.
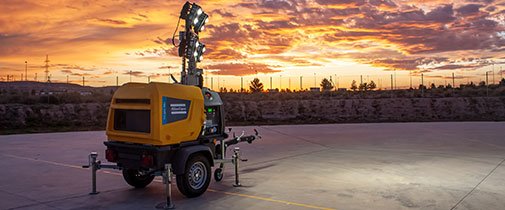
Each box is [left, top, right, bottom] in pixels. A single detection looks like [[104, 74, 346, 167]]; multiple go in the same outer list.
[[0, 122, 504, 210]]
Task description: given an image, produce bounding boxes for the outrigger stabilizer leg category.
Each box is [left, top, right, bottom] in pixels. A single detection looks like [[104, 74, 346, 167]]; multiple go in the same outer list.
[[82, 152, 119, 195], [156, 164, 175, 209]]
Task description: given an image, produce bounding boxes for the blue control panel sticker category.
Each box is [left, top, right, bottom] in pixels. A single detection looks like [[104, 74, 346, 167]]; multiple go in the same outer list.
[[162, 97, 191, 124]]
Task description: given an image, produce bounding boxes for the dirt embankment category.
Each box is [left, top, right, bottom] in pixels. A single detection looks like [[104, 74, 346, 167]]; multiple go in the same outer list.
[[224, 97, 505, 125], [1, 97, 504, 134]]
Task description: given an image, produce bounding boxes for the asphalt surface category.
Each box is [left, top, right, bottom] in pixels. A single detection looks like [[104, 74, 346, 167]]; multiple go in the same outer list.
[[0, 122, 504, 210]]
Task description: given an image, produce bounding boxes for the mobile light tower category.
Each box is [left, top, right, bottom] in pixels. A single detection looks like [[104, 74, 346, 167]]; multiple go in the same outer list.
[[176, 1, 208, 87]]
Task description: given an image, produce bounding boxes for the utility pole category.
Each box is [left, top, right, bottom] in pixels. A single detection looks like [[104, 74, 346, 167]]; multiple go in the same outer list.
[[44, 55, 50, 82], [390, 74, 393, 90], [409, 70, 412, 89], [452, 72, 455, 88], [394, 69, 397, 90], [67, 75, 69, 84], [289, 77, 291, 90], [486, 71, 490, 97], [35, 73, 37, 82], [148, 76, 151, 83], [129, 70, 132, 82], [211, 77, 213, 90], [270, 76, 272, 89], [492, 63, 495, 85], [279, 75, 282, 90], [83, 76, 85, 86], [116, 76, 119, 87], [300, 76, 303, 91], [360, 75, 363, 86], [25, 61, 28, 81], [336, 75, 339, 89], [421, 73, 424, 96], [240, 77, 243, 92]]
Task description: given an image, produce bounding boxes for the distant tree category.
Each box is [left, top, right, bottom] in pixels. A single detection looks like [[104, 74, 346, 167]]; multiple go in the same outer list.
[[320, 78, 334, 91], [479, 81, 486, 87], [359, 83, 367, 91], [350, 80, 358, 91], [430, 83, 436, 89], [249, 78, 264, 93], [500, 78, 505, 86], [367, 80, 377, 90], [467, 82, 476, 88], [219, 87, 227, 93], [229, 88, 234, 93], [446, 83, 452, 89], [418, 84, 426, 90], [437, 85, 445, 89]]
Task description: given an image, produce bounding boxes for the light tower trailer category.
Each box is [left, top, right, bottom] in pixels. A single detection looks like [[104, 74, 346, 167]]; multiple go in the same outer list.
[[82, 1, 261, 208]]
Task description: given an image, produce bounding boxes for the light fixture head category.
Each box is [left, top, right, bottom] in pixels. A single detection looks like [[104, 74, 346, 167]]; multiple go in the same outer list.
[[194, 13, 208, 32]]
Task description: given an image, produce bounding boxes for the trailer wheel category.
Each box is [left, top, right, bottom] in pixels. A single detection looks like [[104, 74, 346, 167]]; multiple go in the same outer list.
[[176, 154, 211, 198], [214, 168, 223, 182], [122, 169, 155, 188]]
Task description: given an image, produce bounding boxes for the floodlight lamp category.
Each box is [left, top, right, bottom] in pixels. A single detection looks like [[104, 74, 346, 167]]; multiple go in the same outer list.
[[187, 3, 202, 26], [194, 13, 208, 32], [179, 1, 191, 19], [194, 51, 198, 57], [195, 43, 206, 62]]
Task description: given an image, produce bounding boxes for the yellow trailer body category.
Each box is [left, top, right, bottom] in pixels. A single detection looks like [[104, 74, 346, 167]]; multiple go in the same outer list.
[[106, 82, 205, 146]]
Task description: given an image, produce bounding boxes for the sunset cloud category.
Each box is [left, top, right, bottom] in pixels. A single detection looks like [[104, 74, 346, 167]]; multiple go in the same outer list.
[[0, 0, 504, 87]]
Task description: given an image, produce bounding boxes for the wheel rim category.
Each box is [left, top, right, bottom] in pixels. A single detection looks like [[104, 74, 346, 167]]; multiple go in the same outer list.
[[132, 170, 149, 181], [188, 161, 207, 189]]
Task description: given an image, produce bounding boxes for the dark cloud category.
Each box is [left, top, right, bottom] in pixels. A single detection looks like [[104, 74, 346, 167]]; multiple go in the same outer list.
[[456, 4, 482, 15], [123, 70, 145, 77], [153, 36, 171, 45], [205, 48, 246, 60], [315, 0, 365, 6], [97, 18, 127, 25], [205, 63, 280, 76], [369, 58, 426, 70], [158, 65, 177, 69], [211, 9, 236, 18], [425, 4, 455, 23]]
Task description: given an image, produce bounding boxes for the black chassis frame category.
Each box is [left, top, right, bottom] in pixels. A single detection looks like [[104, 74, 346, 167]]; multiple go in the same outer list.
[[103, 134, 226, 175]]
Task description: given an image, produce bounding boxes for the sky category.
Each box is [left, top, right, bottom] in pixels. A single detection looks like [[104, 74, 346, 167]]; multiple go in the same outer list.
[[1, 0, 504, 89]]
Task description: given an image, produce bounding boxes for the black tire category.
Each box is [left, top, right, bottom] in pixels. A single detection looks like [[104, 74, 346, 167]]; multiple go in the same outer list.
[[176, 154, 211, 198], [122, 169, 155, 188], [214, 168, 223, 182]]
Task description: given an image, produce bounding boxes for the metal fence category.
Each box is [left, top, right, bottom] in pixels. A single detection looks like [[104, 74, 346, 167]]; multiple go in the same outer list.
[[1, 70, 504, 92]]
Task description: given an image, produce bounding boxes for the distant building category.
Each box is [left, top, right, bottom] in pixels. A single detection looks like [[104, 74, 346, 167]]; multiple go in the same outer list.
[[39, 90, 67, 95], [310, 87, 320, 92], [268, 89, 279, 93], [79, 91, 92, 96]]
